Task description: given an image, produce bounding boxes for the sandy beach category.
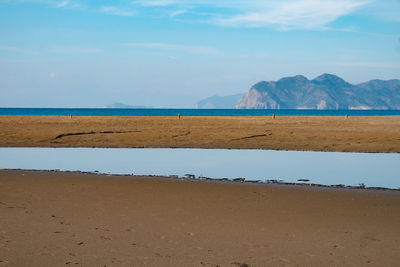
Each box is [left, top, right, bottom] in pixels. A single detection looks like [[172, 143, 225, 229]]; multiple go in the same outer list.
[[1, 116, 400, 266], [2, 1, 399, 266], [0, 115, 400, 153], [0, 169, 399, 266]]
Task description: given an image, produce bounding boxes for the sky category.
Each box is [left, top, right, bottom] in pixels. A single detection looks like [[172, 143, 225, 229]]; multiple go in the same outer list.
[[0, 0, 399, 107]]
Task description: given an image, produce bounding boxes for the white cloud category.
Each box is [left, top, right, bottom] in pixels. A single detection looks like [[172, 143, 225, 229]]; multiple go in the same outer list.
[[1, 0, 378, 30], [123, 42, 220, 55], [49, 72, 56, 79], [100, 6, 136, 16], [56, 1, 69, 8], [215, 0, 369, 30], [132, 0, 178, 7], [54, 0, 81, 9], [170, 9, 187, 17], [131, 0, 371, 30]]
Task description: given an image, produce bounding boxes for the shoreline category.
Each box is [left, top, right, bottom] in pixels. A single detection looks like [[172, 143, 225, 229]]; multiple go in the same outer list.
[[1, 115, 400, 153], [1, 169, 399, 266], [4, 168, 400, 192], [2, 145, 400, 154]]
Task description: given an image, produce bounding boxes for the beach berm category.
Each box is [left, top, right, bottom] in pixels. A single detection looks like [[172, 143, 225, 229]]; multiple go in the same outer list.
[[0, 115, 399, 152]]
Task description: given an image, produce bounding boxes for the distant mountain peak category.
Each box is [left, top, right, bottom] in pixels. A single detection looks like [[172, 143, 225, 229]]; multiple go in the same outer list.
[[312, 73, 350, 88], [236, 74, 400, 110], [358, 78, 400, 91], [106, 102, 150, 108], [277, 75, 310, 89], [314, 73, 340, 80], [252, 81, 272, 91], [293, 74, 309, 81], [196, 93, 244, 109]]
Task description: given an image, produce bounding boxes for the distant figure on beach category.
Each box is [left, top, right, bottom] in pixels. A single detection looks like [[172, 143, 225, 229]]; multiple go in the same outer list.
[[70, 114, 72, 119], [345, 114, 349, 119], [178, 113, 181, 119], [272, 113, 276, 119]]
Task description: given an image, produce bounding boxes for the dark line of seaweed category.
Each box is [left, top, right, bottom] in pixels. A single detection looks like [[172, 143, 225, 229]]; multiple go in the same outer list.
[[231, 131, 272, 141], [55, 130, 140, 139], [172, 131, 191, 138]]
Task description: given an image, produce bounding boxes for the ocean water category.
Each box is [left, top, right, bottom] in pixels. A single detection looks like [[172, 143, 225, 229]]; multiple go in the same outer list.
[[1, 148, 399, 189], [1, 108, 400, 116]]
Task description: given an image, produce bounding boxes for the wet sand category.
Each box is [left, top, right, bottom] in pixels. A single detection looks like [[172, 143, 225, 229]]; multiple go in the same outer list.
[[0, 116, 400, 152], [0, 169, 399, 266]]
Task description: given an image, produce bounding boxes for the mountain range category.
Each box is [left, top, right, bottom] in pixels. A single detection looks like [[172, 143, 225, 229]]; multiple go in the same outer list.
[[197, 74, 400, 110], [106, 102, 150, 108], [196, 94, 243, 109]]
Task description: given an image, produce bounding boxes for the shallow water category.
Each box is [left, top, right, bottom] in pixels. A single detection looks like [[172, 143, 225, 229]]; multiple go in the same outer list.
[[1, 148, 399, 189]]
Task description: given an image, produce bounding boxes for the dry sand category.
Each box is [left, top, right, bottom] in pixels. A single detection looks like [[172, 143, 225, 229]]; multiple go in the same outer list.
[[0, 116, 400, 152], [0, 170, 399, 266]]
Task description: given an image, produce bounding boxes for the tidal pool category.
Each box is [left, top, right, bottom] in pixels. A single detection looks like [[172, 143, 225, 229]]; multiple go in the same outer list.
[[0, 148, 399, 189]]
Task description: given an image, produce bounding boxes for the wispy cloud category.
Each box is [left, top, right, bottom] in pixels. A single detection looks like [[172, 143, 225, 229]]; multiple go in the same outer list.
[[0, 0, 81, 9], [56, 1, 69, 8], [170, 9, 187, 17], [1, 0, 389, 31], [123, 42, 220, 55], [132, 0, 178, 7], [131, 0, 371, 30], [100, 6, 136, 16], [217, 1, 368, 30]]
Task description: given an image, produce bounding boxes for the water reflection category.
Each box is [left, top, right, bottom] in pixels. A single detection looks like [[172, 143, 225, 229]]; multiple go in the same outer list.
[[1, 148, 399, 189]]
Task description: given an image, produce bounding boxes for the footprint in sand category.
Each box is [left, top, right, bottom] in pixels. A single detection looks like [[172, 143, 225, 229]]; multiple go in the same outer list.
[[65, 262, 79, 265], [0, 260, 9, 266]]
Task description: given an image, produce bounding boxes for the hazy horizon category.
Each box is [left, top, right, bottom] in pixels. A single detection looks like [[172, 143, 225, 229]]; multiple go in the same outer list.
[[1, 0, 400, 108]]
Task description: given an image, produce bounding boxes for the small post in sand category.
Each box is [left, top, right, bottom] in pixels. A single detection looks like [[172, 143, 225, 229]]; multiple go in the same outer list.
[[272, 113, 276, 119], [178, 113, 181, 119], [345, 114, 349, 119]]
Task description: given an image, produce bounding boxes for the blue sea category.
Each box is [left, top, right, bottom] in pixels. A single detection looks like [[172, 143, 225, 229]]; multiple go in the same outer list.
[[1, 108, 400, 116]]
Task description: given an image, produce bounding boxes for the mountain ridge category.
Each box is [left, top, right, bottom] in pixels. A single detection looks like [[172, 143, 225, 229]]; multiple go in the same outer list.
[[235, 74, 400, 110], [196, 94, 243, 109]]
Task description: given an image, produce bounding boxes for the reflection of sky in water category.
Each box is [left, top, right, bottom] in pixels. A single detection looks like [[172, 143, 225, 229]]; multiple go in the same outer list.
[[1, 148, 399, 189]]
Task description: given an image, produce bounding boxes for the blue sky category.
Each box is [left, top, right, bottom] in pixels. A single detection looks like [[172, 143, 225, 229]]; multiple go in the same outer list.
[[0, 0, 399, 107]]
